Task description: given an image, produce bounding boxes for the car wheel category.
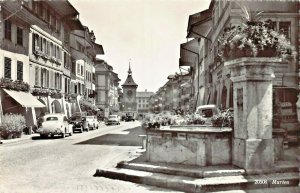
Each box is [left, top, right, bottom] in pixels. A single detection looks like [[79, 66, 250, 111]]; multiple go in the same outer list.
[[61, 130, 66, 138], [40, 134, 47, 139]]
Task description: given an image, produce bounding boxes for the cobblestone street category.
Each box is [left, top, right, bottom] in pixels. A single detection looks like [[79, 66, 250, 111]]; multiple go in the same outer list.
[[0, 122, 182, 193]]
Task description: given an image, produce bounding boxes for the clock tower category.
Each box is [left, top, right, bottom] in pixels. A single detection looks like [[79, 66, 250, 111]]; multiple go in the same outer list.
[[122, 64, 138, 113]]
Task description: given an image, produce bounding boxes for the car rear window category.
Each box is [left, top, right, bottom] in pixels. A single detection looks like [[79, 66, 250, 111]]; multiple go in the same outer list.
[[45, 117, 58, 121]]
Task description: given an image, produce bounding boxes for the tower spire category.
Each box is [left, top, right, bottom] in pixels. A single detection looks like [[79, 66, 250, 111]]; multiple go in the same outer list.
[[128, 59, 132, 75]]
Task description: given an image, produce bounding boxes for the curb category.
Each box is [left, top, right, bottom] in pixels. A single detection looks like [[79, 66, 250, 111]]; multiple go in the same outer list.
[[94, 168, 300, 193], [0, 134, 39, 145]]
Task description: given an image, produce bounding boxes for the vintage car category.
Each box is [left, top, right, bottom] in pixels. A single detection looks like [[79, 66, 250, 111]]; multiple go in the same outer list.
[[82, 115, 99, 130], [195, 104, 221, 125], [69, 112, 86, 133], [106, 115, 120, 125], [125, 112, 135, 122], [37, 114, 73, 138]]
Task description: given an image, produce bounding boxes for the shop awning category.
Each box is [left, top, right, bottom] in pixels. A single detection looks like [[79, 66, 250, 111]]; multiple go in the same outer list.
[[3, 89, 46, 108]]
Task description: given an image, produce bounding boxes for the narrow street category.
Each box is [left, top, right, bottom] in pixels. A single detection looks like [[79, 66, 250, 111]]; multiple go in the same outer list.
[[0, 122, 182, 193]]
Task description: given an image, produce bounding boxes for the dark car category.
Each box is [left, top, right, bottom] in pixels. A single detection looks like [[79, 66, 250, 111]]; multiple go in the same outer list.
[[125, 113, 135, 122], [69, 113, 86, 133]]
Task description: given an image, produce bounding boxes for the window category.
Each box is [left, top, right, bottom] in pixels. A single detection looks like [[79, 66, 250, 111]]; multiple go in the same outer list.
[[46, 8, 50, 23], [50, 43, 53, 56], [77, 64, 80, 75], [38, 2, 43, 17], [17, 27, 23, 46], [43, 38, 46, 53], [4, 57, 12, 79], [47, 41, 50, 55], [64, 52, 67, 67], [46, 70, 49, 88], [64, 78, 68, 93], [45, 117, 58, 121], [4, 20, 12, 40], [279, 22, 291, 40], [41, 68, 48, 88], [17, 61, 23, 81], [35, 66, 40, 86], [39, 37, 43, 52]]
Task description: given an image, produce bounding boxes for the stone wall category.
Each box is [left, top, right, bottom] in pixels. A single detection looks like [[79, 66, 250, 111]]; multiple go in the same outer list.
[[146, 126, 232, 166]]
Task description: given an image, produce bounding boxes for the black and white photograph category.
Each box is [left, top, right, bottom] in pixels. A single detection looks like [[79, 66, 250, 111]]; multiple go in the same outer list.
[[0, 0, 299, 192]]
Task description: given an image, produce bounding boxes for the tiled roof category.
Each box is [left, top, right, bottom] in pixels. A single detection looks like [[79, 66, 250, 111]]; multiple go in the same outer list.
[[136, 92, 154, 98], [122, 75, 138, 87]]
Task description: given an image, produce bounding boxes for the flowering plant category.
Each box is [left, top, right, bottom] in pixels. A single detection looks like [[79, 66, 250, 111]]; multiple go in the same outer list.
[[32, 88, 49, 96], [218, 20, 295, 61], [211, 109, 233, 127], [1, 113, 26, 139], [142, 112, 206, 129], [0, 78, 30, 92], [218, 4, 295, 61]]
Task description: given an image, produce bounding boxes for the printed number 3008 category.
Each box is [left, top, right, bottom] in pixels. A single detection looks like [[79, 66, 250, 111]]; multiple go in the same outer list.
[[254, 180, 267, 184]]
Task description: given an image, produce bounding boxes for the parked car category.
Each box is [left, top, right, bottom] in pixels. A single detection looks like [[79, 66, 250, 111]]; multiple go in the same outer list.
[[37, 114, 73, 138], [82, 115, 99, 130], [125, 112, 135, 122], [69, 112, 85, 133], [195, 104, 221, 125], [106, 115, 120, 125]]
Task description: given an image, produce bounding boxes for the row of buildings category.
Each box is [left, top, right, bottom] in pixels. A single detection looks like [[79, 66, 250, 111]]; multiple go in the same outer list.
[[150, 1, 300, 143], [0, 0, 122, 127]]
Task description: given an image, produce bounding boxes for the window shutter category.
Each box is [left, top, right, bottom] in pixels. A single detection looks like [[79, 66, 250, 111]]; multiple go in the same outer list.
[[49, 70, 52, 89], [35, 66, 40, 86], [32, 33, 35, 52], [40, 68, 44, 87]]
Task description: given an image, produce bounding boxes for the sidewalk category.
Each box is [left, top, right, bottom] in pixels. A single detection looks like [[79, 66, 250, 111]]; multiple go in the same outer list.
[[0, 133, 39, 145], [0, 122, 108, 145]]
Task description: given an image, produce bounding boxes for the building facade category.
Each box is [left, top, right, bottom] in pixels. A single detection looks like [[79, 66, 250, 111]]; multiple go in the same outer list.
[[95, 59, 120, 116], [136, 90, 154, 115], [0, 0, 105, 128], [178, 0, 299, 143], [149, 71, 192, 114]]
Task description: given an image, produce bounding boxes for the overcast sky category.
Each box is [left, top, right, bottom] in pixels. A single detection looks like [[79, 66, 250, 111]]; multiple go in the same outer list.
[[70, 0, 210, 92]]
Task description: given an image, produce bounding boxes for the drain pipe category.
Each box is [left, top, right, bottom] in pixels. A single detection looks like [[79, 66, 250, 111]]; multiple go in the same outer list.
[[181, 46, 199, 112]]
